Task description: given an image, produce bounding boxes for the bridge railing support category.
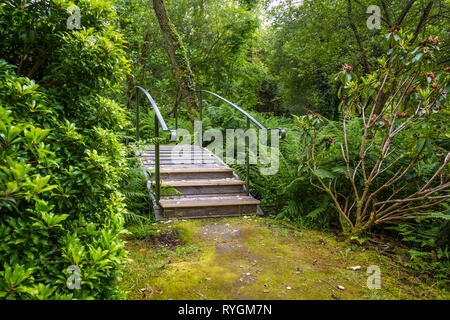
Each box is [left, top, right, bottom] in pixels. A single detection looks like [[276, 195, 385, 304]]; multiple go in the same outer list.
[[133, 86, 176, 203]]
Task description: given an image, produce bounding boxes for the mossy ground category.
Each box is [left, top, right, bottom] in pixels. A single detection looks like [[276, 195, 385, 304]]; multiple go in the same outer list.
[[119, 216, 449, 300]]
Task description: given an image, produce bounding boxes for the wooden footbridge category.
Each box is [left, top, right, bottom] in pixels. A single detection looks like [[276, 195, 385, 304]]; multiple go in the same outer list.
[[132, 87, 285, 220]]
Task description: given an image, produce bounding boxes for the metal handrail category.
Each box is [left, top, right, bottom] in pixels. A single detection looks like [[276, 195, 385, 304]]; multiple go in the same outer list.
[[135, 86, 177, 141], [133, 86, 177, 203], [196, 89, 286, 139], [177, 89, 286, 195]]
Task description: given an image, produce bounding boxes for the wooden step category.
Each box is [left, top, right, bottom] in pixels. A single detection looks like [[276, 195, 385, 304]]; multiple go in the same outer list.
[[143, 149, 207, 153], [159, 195, 260, 218], [143, 154, 215, 159], [145, 145, 204, 152], [142, 150, 214, 157], [153, 168, 235, 181], [169, 193, 248, 198], [144, 158, 217, 164], [144, 146, 219, 159], [159, 195, 259, 208], [142, 145, 261, 220], [153, 164, 229, 171], [156, 168, 233, 173], [157, 179, 244, 187], [144, 158, 217, 163], [162, 205, 258, 218], [143, 159, 218, 165], [156, 178, 245, 195], [144, 150, 212, 158]]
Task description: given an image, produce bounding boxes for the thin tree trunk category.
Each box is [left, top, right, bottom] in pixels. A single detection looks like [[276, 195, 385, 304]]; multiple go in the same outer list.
[[138, 29, 152, 70], [124, 29, 152, 108], [396, 0, 417, 26], [410, 2, 433, 44], [379, 0, 392, 27], [153, 0, 200, 114], [347, 0, 371, 74]]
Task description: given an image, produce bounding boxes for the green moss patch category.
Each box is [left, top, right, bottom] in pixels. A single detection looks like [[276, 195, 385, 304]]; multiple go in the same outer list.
[[119, 217, 449, 300]]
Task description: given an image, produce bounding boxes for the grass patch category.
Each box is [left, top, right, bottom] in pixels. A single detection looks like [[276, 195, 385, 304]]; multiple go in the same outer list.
[[119, 217, 450, 300]]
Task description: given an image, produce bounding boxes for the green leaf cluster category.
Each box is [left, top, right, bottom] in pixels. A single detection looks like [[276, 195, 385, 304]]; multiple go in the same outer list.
[[0, 0, 131, 299]]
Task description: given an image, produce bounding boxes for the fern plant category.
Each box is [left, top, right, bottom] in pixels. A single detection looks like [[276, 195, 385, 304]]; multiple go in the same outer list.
[[120, 166, 153, 225], [119, 142, 154, 225]]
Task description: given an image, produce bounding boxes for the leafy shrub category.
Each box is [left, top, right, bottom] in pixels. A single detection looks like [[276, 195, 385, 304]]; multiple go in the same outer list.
[[0, 1, 130, 299], [297, 30, 449, 236]]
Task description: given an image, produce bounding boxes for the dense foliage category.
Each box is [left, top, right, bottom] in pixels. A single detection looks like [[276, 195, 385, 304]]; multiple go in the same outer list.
[[0, 1, 130, 299], [1, 0, 449, 298], [265, 0, 449, 116]]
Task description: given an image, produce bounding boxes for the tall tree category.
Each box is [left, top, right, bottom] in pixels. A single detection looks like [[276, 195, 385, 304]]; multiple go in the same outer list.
[[264, 0, 448, 116], [153, 0, 200, 114]]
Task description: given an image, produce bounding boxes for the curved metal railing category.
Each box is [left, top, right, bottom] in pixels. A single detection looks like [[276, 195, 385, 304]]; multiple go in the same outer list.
[[135, 86, 177, 142], [196, 89, 286, 139], [133, 86, 177, 203], [177, 89, 286, 195]]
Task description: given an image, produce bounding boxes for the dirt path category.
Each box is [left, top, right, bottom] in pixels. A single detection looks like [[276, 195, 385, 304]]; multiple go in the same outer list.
[[120, 217, 449, 300]]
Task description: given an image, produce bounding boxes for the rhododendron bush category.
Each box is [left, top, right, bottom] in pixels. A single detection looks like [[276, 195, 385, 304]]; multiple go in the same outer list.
[[297, 29, 449, 236]]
